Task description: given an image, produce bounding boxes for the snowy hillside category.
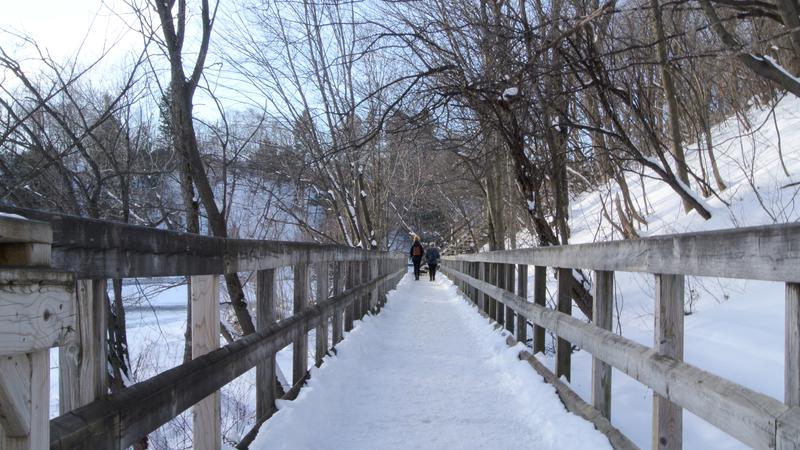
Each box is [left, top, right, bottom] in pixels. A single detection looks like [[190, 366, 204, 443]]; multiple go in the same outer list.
[[531, 95, 800, 448]]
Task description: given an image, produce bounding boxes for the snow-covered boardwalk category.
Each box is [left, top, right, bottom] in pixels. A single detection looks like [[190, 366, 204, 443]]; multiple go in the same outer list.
[[252, 273, 611, 449]]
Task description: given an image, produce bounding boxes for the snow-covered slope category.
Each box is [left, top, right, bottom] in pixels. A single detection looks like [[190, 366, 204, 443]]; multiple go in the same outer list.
[[534, 95, 800, 449]]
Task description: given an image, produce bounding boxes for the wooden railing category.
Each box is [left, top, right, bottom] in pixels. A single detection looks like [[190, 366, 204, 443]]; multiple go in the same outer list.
[[441, 222, 800, 450], [0, 208, 405, 449]]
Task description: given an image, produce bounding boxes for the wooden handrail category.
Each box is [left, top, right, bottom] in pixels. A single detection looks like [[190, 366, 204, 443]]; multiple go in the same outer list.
[[0, 206, 398, 278], [49, 268, 405, 450], [444, 222, 800, 282], [441, 223, 800, 449], [440, 265, 800, 449]]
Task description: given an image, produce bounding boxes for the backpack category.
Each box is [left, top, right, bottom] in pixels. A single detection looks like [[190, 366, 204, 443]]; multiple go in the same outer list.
[[412, 245, 423, 257]]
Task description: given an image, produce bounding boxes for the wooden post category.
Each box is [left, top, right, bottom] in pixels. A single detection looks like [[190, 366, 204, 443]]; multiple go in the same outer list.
[[592, 270, 614, 419], [478, 262, 487, 312], [505, 264, 515, 333], [191, 275, 220, 450], [0, 216, 59, 449], [556, 268, 572, 381], [496, 264, 505, 326], [293, 264, 309, 386], [0, 350, 49, 450], [516, 264, 528, 344], [59, 279, 108, 413], [345, 261, 355, 332], [468, 262, 475, 303], [360, 260, 368, 318], [786, 282, 799, 406], [332, 262, 344, 344], [371, 259, 379, 312], [533, 266, 547, 354], [315, 263, 330, 368], [653, 274, 684, 450], [256, 269, 276, 419]]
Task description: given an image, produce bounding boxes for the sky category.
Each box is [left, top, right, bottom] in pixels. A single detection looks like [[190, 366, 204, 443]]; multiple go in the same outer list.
[[0, 0, 248, 119], [0, 0, 136, 62]]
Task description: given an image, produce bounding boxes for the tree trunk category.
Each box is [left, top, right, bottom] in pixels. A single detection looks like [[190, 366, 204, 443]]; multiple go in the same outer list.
[[154, 0, 256, 336], [651, 0, 692, 213]]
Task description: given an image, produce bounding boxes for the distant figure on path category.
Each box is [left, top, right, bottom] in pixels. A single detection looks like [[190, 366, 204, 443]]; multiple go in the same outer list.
[[425, 242, 441, 281], [409, 235, 425, 281]]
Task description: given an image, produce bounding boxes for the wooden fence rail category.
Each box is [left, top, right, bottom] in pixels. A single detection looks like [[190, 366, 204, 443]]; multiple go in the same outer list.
[[0, 210, 405, 449], [442, 221, 800, 450]]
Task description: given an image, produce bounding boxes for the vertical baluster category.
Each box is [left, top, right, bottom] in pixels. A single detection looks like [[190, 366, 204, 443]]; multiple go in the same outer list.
[[592, 270, 614, 419], [533, 266, 546, 354], [556, 268, 572, 381], [345, 261, 355, 332], [293, 264, 309, 386], [516, 264, 528, 344], [315, 263, 330, 368], [191, 275, 220, 450], [256, 269, 277, 419], [653, 274, 684, 450], [332, 262, 344, 344]]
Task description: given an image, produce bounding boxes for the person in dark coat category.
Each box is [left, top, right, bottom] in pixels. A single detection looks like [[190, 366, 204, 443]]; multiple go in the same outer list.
[[409, 235, 425, 281], [425, 242, 441, 281]]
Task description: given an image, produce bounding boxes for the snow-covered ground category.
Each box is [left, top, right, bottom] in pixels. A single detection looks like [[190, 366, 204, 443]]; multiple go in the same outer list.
[[526, 95, 800, 449], [251, 274, 612, 449]]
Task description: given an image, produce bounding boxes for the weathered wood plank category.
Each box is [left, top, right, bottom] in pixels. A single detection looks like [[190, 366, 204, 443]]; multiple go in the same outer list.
[[440, 266, 795, 449], [592, 270, 614, 420], [0, 207, 402, 278], [496, 264, 505, 326], [344, 262, 355, 332], [332, 262, 344, 345], [1, 350, 49, 450], [444, 222, 800, 282], [0, 353, 31, 436], [191, 275, 220, 450], [556, 268, 572, 382], [653, 274, 684, 450], [0, 269, 74, 356], [59, 279, 107, 413], [0, 243, 51, 267], [0, 215, 52, 244], [505, 264, 515, 334], [49, 268, 404, 449], [787, 283, 800, 406], [478, 262, 487, 312], [28, 350, 48, 450], [315, 263, 330, 368], [516, 264, 528, 344], [293, 264, 309, 386], [256, 269, 277, 420], [533, 266, 546, 354]]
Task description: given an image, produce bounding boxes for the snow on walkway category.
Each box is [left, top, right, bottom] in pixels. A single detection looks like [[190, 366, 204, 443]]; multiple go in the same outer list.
[[251, 273, 612, 449]]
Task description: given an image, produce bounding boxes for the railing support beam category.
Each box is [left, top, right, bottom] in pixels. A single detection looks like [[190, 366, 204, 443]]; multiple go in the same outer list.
[[592, 270, 614, 419], [533, 266, 546, 354], [256, 269, 277, 419], [191, 274, 221, 450], [786, 282, 800, 406], [653, 273, 684, 450], [315, 263, 330, 368], [516, 264, 528, 344], [293, 264, 309, 386]]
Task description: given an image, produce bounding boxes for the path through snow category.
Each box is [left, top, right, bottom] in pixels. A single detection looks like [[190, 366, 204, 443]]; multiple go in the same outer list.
[[251, 273, 611, 449]]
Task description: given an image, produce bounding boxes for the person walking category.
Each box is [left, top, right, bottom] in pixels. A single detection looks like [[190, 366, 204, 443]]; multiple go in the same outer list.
[[425, 242, 441, 281], [409, 235, 425, 281]]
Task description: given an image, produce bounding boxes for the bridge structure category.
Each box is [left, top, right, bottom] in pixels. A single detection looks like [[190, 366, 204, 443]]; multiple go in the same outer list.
[[0, 208, 798, 449]]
